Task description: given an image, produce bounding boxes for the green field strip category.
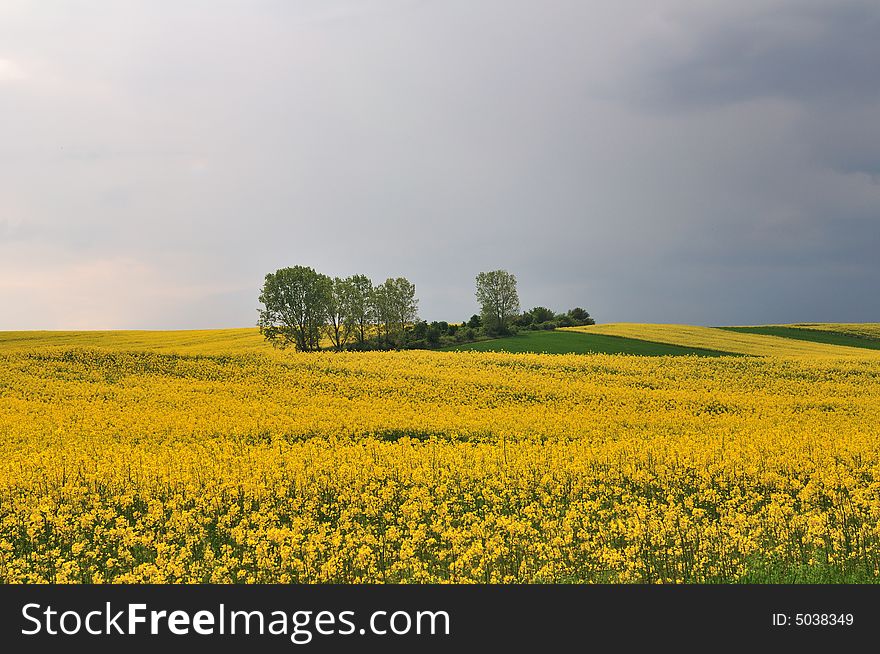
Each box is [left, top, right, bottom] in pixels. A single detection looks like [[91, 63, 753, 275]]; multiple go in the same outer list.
[[720, 326, 880, 351], [442, 330, 738, 356]]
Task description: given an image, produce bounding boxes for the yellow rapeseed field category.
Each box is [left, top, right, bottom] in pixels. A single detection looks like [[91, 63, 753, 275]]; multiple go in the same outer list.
[[1, 329, 880, 583], [787, 324, 880, 340], [0, 329, 275, 356], [564, 323, 880, 358]]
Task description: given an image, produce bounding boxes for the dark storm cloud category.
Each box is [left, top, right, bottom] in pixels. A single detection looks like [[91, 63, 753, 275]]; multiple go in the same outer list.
[[637, 1, 880, 109], [608, 0, 880, 323], [0, 0, 878, 328], [633, 1, 880, 180]]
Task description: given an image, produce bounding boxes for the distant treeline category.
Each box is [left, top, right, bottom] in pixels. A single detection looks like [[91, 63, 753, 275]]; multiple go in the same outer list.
[[258, 266, 593, 351]]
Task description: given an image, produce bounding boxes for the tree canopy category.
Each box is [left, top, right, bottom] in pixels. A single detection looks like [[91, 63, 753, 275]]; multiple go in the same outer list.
[[374, 277, 419, 345], [258, 266, 331, 351], [475, 270, 520, 336]]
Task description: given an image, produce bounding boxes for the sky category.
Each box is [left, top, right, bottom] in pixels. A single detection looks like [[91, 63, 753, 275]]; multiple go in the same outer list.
[[1, 0, 878, 329]]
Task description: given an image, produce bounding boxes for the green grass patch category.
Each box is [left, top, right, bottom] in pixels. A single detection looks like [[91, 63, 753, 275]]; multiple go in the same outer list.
[[721, 326, 880, 351], [442, 330, 736, 356], [736, 560, 880, 584]]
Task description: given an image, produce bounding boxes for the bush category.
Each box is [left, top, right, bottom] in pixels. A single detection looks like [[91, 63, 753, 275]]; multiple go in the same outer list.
[[406, 339, 429, 350], [567, 308, 595, 325], [515, 312, 533, 327], [346, 340, 378, 351], [411, 321, 428, 340], [528, 307, 556, 323]]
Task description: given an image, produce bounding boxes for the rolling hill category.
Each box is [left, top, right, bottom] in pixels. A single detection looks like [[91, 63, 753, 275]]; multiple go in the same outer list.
[[563, 324, 880, 358]]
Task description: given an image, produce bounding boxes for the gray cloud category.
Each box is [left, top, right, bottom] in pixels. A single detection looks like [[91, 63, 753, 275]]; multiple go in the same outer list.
[[635, 1, 880, 108], [1, 0, 878, 328]]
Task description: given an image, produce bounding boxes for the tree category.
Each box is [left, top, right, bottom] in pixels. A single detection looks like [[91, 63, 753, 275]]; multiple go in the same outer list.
[[325, 277, 355, 350], [391, 277, 419, 335], [345, 274, 374, 344], [374, 277, 418, 346], [527, 306, 555, 323], [568, 307, 595, 325], [475, 270, 520, 335], [412, 321, 428, 340], [258, 266, 331, 351], [514, 311, 533, 327], [426, 324, 441, 347], [372, 282, 391, 344]]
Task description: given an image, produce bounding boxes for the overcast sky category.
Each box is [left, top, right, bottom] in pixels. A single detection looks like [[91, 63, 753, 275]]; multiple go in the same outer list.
[[2, 0, 878, 329]]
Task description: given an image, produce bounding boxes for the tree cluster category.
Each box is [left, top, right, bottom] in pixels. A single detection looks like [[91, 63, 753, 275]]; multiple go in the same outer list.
[[512, 306, 595, 330], [258, 266, 418, 351], [460, 306, 594, 338], [473, 270, 594, 335], [258, 266, 595, 352]]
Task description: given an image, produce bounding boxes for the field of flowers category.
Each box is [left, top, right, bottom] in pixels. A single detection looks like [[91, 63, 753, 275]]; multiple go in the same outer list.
[[789, 323, 880, 340], [0, 328, 274, 356], [565, 324, 880, 358], [2, 329, 880, 583]]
